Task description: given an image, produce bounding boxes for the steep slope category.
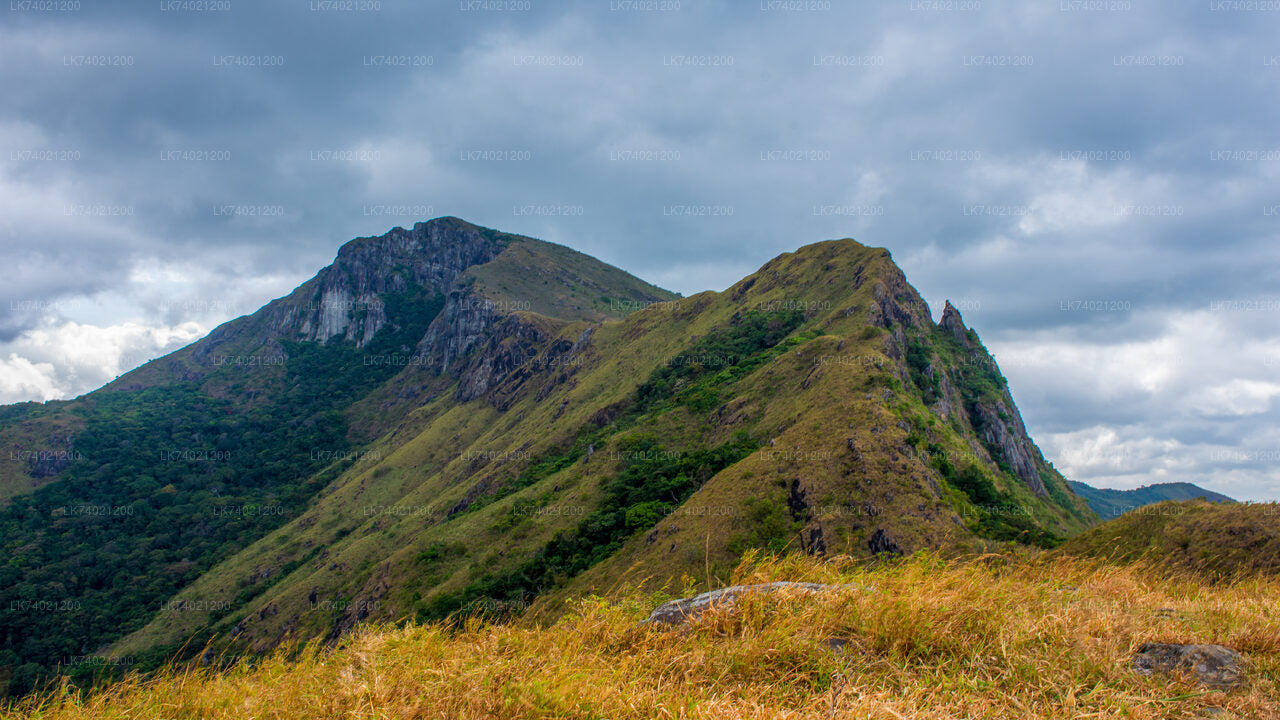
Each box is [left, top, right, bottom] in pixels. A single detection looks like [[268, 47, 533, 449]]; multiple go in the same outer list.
[[0, 218, 675, 696], [106, 235, 1094, 674], [1067, 481, 1235, 519], [1057, 499, 1280, 577]]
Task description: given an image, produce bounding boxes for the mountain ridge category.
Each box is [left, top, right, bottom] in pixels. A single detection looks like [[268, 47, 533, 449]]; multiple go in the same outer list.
[[106, 228, 1092, 667], [0, 218, 1092, 695], [1066, 480, 1235, 519]]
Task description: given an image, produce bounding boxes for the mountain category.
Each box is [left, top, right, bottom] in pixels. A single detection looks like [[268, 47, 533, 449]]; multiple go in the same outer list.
[[0, 218, 1094, 695], [1057, 499, 1279, 578], [0, 218, 674, 694], [1067, 481, 1235, 520]]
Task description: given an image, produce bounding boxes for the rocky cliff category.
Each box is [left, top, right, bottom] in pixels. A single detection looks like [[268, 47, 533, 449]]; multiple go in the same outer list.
[[931, 300, 1049, 497]]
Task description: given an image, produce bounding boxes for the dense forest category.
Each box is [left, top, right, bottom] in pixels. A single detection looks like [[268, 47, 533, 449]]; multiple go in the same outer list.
[[0, 289, 443, 696]]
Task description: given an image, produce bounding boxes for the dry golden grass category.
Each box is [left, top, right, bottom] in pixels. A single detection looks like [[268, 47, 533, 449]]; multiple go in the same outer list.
[[6, 552, 1277, 719]]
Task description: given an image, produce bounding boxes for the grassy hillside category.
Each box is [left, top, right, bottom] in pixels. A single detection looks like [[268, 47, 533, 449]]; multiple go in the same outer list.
[[104, 237, 1093, 676], [466, 237, 681, 322], [5, 553, 1278, 719], [1068, 481, 1235, 520], [0, 403, 85, 504], [1056, 500, 1280, 578]]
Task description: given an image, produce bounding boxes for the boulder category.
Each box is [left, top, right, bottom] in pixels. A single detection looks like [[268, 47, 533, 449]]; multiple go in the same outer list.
[[643, 582, 833, 626], [1132, 642, 1246, 690]]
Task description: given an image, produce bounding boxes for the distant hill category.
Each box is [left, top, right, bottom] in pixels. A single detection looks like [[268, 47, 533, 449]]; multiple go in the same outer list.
[[1056, 499, 1280, 578], [1067, 481, 1234, 519]]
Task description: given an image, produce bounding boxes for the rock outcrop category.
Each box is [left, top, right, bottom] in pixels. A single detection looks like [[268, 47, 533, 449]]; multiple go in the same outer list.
[[1132, 642, 1246, 690], [24, 434, 76, 478], [938, 300, 969, 345], [935, 300, 1049, 498], [643, 582, 836, 626], [968, 398, 1048, 497], [255, 218, 509, 348], [867, 528, 905, 556], [182, 217, 511, 377]]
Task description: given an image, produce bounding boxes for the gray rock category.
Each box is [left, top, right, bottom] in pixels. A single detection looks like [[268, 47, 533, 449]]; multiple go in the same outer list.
[[25, 433, 76, 478], [938, 300, 970, 345], [821, 637, 851, 652], [281, 217, 506, 348], [936, 300, 1050, 498], [642, 581, 833, 626], [968, 399, 1048, 497], [1132, 642, 1246, 690]]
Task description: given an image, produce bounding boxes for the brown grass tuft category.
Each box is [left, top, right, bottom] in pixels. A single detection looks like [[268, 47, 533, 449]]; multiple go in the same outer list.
[[4, 552, 1276, 719]]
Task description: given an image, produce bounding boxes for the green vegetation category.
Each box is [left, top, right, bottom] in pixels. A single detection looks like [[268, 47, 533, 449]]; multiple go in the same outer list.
[[414, 311, 807, 621], [728, 496, 803, 554], [905, 329, 1007, 411], [450, 308, 806, 521], [1067, 480, 1235, 519], [419, 432, 759, 620], [635, 309, 807, 414], [280, 287, 444, 405], [0, 230, 1102, 704], [467, 238, 678, 323], [930, 447, 1061, 548], [0, 287, 444, 697], [904, 336, 941, 404]]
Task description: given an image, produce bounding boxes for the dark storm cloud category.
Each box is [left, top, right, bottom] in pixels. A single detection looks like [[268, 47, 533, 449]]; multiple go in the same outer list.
[[1, 0, 1278, 498]]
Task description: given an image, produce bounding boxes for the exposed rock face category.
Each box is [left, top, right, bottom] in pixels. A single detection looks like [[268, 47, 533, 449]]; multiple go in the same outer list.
[[867, 260, 931, 381], [25, 434, 76, 478], [643, 582, 834, 626], [419, 288, 503, 374], [866, 256, 930, 332], [278, 217, 508, 347], [417, 291, 598, 406], [179, 217, 608, 409], [969, 399, 1047, 497], [934, 301, 1050, 498], [193, 218, 509, 364], [787, 479, 811, 521], [931, 361, 956, 420], [1132, 643, 1246, 690], [938, 300, 969, 345]]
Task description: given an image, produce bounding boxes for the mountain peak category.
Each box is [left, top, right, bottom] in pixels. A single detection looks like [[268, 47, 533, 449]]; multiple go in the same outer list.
[[938, 299, 969, 344]]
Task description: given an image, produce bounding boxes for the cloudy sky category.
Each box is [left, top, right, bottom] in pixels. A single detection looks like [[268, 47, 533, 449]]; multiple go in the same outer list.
[[2, 0, 1278, 500]]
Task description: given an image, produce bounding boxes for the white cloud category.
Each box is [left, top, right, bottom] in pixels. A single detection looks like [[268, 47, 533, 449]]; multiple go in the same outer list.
[[1041, 425, 1184, 483], [0, 319, 205, 404], [992, 308, 1280, 499], [1187, 379, 1280, 418], [0, 353, 61, 402]]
